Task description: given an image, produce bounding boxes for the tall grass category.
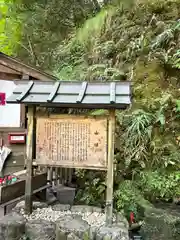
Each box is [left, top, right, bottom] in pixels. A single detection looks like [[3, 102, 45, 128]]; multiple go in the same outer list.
[[75, 6, 114, 46]]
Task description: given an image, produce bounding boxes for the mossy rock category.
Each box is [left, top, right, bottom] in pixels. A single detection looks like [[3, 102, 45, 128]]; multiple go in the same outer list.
[[140, 207, 180, 240], [133, 59, 164, 103], [137, 198, 154, 219]]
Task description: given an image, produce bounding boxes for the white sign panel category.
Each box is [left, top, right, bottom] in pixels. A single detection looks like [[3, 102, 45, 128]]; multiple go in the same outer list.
[[0, 80, 21, 127], [10, 136, 25, 141]]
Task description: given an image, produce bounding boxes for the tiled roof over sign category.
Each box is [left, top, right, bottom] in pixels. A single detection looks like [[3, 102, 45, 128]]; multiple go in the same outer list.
[[6, 80, 131, 109]]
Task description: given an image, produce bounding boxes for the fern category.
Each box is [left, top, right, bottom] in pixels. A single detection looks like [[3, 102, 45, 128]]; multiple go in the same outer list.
[[120, 110, 154, 168], [172, 50, 180, 69], [151, 29, 174, 49]]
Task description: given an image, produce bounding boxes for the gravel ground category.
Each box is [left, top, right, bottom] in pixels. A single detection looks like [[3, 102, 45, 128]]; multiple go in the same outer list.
[[20, 206, 116, 227]]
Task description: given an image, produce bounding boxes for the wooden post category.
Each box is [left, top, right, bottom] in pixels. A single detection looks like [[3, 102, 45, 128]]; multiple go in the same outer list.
[[50, 167, 53, 185], [25, 106, 36, 214], [54, 167, 58, 186], [105, 109, 115, 225]]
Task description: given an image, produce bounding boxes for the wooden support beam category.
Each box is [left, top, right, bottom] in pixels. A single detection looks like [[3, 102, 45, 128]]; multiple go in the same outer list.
[[16, 80, 34, 102], [105, 109, 115, 225], [25, 106, 36, 214], [22, 74, 30, 80], [54, 168, 58, 186], [76, 81, 88, 103], [47, 81, 60, 102], [110, 82, 116, 104]]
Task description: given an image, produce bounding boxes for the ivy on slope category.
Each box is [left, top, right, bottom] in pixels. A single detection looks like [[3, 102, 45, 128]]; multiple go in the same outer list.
[[61, 0, 180, 214], [13, 0, 99, 69], [1, 0, 180, 216]]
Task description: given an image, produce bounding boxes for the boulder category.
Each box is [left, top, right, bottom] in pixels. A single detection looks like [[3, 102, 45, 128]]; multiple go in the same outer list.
[[114, 211, 129, 229], [66, 233, 81, 240], [56, 214, 90, 239], [96, 224, 129, 240], [55, 213, 130, 240], [53, 185, 75, 205], [26, 219, 56, 240], [13, 200, 48, 213], [0, 212, 26, 240], [46, 188, 57, 204], [140, 207, 180, 240], [70, 205, 102, 213], [71, 205, 93, 213], [52, 203, 71, 211]]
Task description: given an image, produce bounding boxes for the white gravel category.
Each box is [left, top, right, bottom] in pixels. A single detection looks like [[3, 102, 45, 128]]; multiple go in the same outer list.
[[20, 206, 116, 227]]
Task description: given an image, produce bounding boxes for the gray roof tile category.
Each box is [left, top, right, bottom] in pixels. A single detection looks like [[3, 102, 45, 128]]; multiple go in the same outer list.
[[6, 80, 131, 109]]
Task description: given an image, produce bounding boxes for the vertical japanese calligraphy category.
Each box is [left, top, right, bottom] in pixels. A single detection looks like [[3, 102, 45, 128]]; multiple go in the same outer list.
[[36, 116, 107, 170]]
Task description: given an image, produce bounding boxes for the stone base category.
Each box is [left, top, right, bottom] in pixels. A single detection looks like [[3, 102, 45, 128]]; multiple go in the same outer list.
[[0, 203, 130, 240], [0, 212, 26, 240], [140, 207, 180, 240], [26, 219, 56, 240], [56, 214, 129, 240]]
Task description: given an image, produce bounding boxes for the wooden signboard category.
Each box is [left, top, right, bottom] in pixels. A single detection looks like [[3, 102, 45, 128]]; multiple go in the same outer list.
[[36, 115, 108, 170]]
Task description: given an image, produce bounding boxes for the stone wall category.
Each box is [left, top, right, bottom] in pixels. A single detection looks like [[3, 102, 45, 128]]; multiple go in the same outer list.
[[0, 201, 130, 240], [140, 207, 180, 240]]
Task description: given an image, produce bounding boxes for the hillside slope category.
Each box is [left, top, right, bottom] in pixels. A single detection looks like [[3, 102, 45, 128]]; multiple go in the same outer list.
[[57, 0, 180, 214], [1, 0, 180, 215]]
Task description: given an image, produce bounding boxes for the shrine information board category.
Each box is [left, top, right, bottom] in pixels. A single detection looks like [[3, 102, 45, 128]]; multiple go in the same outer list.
[[36, 115, 108, 170]]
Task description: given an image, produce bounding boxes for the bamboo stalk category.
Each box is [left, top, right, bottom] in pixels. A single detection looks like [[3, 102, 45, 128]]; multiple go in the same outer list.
[[105, 109, 115, 225], [25, 106, 36, 214]]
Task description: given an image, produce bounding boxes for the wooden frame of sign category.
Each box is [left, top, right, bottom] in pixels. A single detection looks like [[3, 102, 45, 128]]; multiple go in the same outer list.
[[26, 108, 115, 224]]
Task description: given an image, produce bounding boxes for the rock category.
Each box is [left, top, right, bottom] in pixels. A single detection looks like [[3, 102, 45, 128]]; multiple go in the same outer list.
[[173, 197, 180, 205], [23, 205, 105, 227], [33, 201, 48, 209], [14, 200, 48, 213], [56, 214, 90, 239], [137, 198, 154, 219], [54, 185, 75, 205], [46, 188, 57, 204], [115, 211, 129, 229], [67, 233, 81, 240], [155, 21, 166, 34], [71, 205, 93, 213], [140, 207, 180, 240], [52, 203, 71, 211], [26, 219, 56, 240], [96, 224, 129, 240], [89, 225, 99, 239], [19, 236, 26, 240], [0, 212, 26, 240], [92, 206, 103, 213]]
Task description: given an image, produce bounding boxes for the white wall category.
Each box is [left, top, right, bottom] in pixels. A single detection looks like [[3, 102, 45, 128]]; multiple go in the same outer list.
[[0, 80, 21, 127]]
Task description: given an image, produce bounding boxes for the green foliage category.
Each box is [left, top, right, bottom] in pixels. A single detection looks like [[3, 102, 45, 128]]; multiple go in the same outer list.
[[0, 0, 21, 54], [121, 109, 154, 168], [171, 50, 180, 69], [73, 0, 180, 216], [12, 0, 98, 68], [75, 8, 109, 46], [114, 180, 142, 219], [176, 100, 180, 112], [138, 171, 180, 201], [75, 170, 106, 206], [2, 0, 180, 217]]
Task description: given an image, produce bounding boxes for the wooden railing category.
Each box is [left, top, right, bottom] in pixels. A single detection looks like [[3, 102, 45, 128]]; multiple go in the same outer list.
[[35, 167, 74, 186]]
